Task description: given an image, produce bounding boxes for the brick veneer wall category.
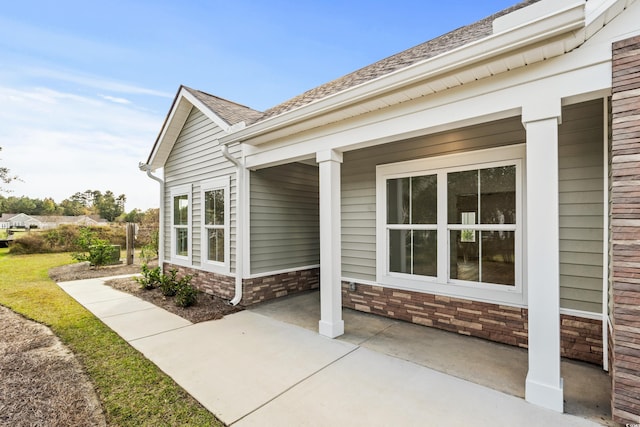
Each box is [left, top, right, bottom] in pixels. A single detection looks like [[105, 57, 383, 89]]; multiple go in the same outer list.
[[611, 35, 640, 424], [241, 268, 319, 305], [164, 263, 319, 307], [342, 282, 603, 365], [165, 263, 235, 299]]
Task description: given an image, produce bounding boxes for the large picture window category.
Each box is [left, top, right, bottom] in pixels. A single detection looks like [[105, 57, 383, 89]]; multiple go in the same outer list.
[[201, 177, 230, 273], [376, 145, 523, 304], [170, 184, 191, 264]]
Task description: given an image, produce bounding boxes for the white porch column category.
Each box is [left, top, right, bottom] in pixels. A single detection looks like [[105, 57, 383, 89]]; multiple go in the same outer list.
[[523, 100, 563, 412], [316, 149, 344, 338]]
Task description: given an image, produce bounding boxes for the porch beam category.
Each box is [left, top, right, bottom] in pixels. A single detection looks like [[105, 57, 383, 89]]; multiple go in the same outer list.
[[523, 99, 563, 413], [316, 149, 344, 338]]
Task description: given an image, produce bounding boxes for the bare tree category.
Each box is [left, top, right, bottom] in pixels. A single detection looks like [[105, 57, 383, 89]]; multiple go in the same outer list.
[[0, 147, 19, 193]]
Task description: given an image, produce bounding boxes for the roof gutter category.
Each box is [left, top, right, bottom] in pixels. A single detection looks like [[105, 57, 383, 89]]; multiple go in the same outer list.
[[138, 162, 164, 273], [220, 144, 244, 306], [219, 1, 587, 146]]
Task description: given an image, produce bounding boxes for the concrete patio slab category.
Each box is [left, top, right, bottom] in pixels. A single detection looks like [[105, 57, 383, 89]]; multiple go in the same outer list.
[[250, 290, 613, 425], [131, 310, 356, 424], [58, 278, 609, 426], [235, 346, 596, 427]]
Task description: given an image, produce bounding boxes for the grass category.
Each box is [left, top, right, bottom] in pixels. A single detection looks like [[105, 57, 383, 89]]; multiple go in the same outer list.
[[0, 248, 223, 426]]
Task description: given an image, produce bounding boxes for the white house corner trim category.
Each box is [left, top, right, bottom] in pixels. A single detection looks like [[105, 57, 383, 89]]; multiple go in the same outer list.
[[317, 149, 345, 338], [522, 102, 564, 413]]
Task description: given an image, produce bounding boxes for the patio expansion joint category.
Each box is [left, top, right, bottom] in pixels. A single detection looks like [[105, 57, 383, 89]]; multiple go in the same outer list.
[[126, 323, 194, 343], [98, 306, 158, 319], [228, 344, 361, 426], [349, 321, 399, 347]]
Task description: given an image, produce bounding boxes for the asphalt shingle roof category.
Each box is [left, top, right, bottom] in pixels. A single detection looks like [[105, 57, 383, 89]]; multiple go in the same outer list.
[[183, 86, 263, 126], [188, 0, 539, 127]]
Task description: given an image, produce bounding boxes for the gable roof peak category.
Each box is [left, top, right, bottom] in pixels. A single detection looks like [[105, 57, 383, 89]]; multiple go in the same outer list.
[[181, 85, 264, 126]]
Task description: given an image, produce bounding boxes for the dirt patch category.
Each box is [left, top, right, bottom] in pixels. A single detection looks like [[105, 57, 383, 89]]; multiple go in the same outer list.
[[49, 260, 142, 282], [0, 305, 106, 427]]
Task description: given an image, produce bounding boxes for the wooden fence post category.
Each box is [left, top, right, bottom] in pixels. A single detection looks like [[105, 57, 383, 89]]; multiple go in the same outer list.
[[126, 223, 135, 265]]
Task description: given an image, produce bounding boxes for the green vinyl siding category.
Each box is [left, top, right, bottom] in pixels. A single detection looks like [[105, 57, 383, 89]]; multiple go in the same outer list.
[[164, 108, 239, 272], [558, 99, 604, 313], [250, 162, 319, 273]]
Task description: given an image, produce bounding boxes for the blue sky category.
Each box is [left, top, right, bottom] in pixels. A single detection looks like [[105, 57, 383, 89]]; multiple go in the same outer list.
[[0, 1, 517, 211]]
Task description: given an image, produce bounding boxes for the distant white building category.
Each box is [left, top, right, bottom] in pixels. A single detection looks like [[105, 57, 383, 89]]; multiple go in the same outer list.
[[0, 213, 108, 229]]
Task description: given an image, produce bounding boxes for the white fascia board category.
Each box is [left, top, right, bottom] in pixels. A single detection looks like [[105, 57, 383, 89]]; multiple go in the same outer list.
[[493, 0, 584, 33], [180, 89, 232, 133], [584, 0, 636, 39], [244, 45, 611, 170], [148, 95, 192, 170], [148, 87, 236, 170], [220, 2, 586, 147]]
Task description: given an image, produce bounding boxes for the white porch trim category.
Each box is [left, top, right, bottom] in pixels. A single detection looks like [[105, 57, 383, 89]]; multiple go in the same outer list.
[[523, 100, 564, 412], [317, 149, 344, 338]]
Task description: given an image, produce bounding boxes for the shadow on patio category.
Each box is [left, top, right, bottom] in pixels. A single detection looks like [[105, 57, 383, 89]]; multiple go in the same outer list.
[[249, 290, 614, 427]]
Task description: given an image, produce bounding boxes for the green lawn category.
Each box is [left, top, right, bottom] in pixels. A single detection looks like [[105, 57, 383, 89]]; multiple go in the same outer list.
[[0, 249, 222, 427]]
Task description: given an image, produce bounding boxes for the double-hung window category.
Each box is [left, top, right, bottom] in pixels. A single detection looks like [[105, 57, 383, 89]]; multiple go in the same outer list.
[[376, 145, 524, 304], [171, 184, 192, 265], [201, 177, 230, 273]]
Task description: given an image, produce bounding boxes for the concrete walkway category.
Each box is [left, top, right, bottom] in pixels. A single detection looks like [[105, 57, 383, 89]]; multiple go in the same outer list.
[[59, 277, 603, 426]]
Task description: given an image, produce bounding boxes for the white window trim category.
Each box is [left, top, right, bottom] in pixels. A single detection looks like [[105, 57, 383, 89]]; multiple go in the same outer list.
[[376, 145, 526, 305], [170, 184, 192, 266], [200, 176, 231, 274]]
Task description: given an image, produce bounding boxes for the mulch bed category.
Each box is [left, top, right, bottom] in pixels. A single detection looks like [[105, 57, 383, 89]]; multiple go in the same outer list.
[[49, 260, 243, 323], [105, 276, 242, 323]]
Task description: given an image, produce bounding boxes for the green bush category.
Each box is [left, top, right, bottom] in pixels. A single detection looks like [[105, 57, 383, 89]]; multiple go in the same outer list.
[[72, 228, 120, 267], [139, 230, 158, 263], [175, 275, 197, 307], [136, 264, 161, 290], [159, 269, 179, 297], [157, 268, 196, 306]]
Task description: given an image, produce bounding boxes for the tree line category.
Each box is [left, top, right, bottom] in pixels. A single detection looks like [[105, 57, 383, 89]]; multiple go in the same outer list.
[[0, 190, 137, 222]]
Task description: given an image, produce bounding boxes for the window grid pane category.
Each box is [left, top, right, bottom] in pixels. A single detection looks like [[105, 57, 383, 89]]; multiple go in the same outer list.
[[176, 227, 188, 256], [205, 189, 225, 226], [174, 195, 189, 225], [207, 228, 224, 262]]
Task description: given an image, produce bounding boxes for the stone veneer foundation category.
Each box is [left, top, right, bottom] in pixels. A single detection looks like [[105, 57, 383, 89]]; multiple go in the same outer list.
[[610, 35, 640, 424], [167, 261, 603, 366], [342, 282, 604, 366], [164, 263, 319, 307]]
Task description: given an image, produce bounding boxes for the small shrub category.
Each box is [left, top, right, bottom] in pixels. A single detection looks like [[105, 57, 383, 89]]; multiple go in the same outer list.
[[175, 276, 197, 308], [136, 264, 161, 290], [139, 236, 158, 263], [72, 228, 120, 267], [159, 269, 179, 297]]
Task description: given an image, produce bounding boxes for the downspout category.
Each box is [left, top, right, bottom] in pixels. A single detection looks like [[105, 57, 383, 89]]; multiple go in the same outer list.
[[220, 143, 244, 306], [139, 162, 164, 274]]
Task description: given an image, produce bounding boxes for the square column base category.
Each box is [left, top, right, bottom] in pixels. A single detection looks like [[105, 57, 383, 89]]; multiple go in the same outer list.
[[319, 319, 344, 338], [525, 375, 564, 413]]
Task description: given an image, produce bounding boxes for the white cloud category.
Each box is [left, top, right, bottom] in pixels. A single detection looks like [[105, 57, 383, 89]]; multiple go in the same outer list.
[[99, 94, 132, 105], [25, 67, 174, 99], [0, 85, 162, 210]]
